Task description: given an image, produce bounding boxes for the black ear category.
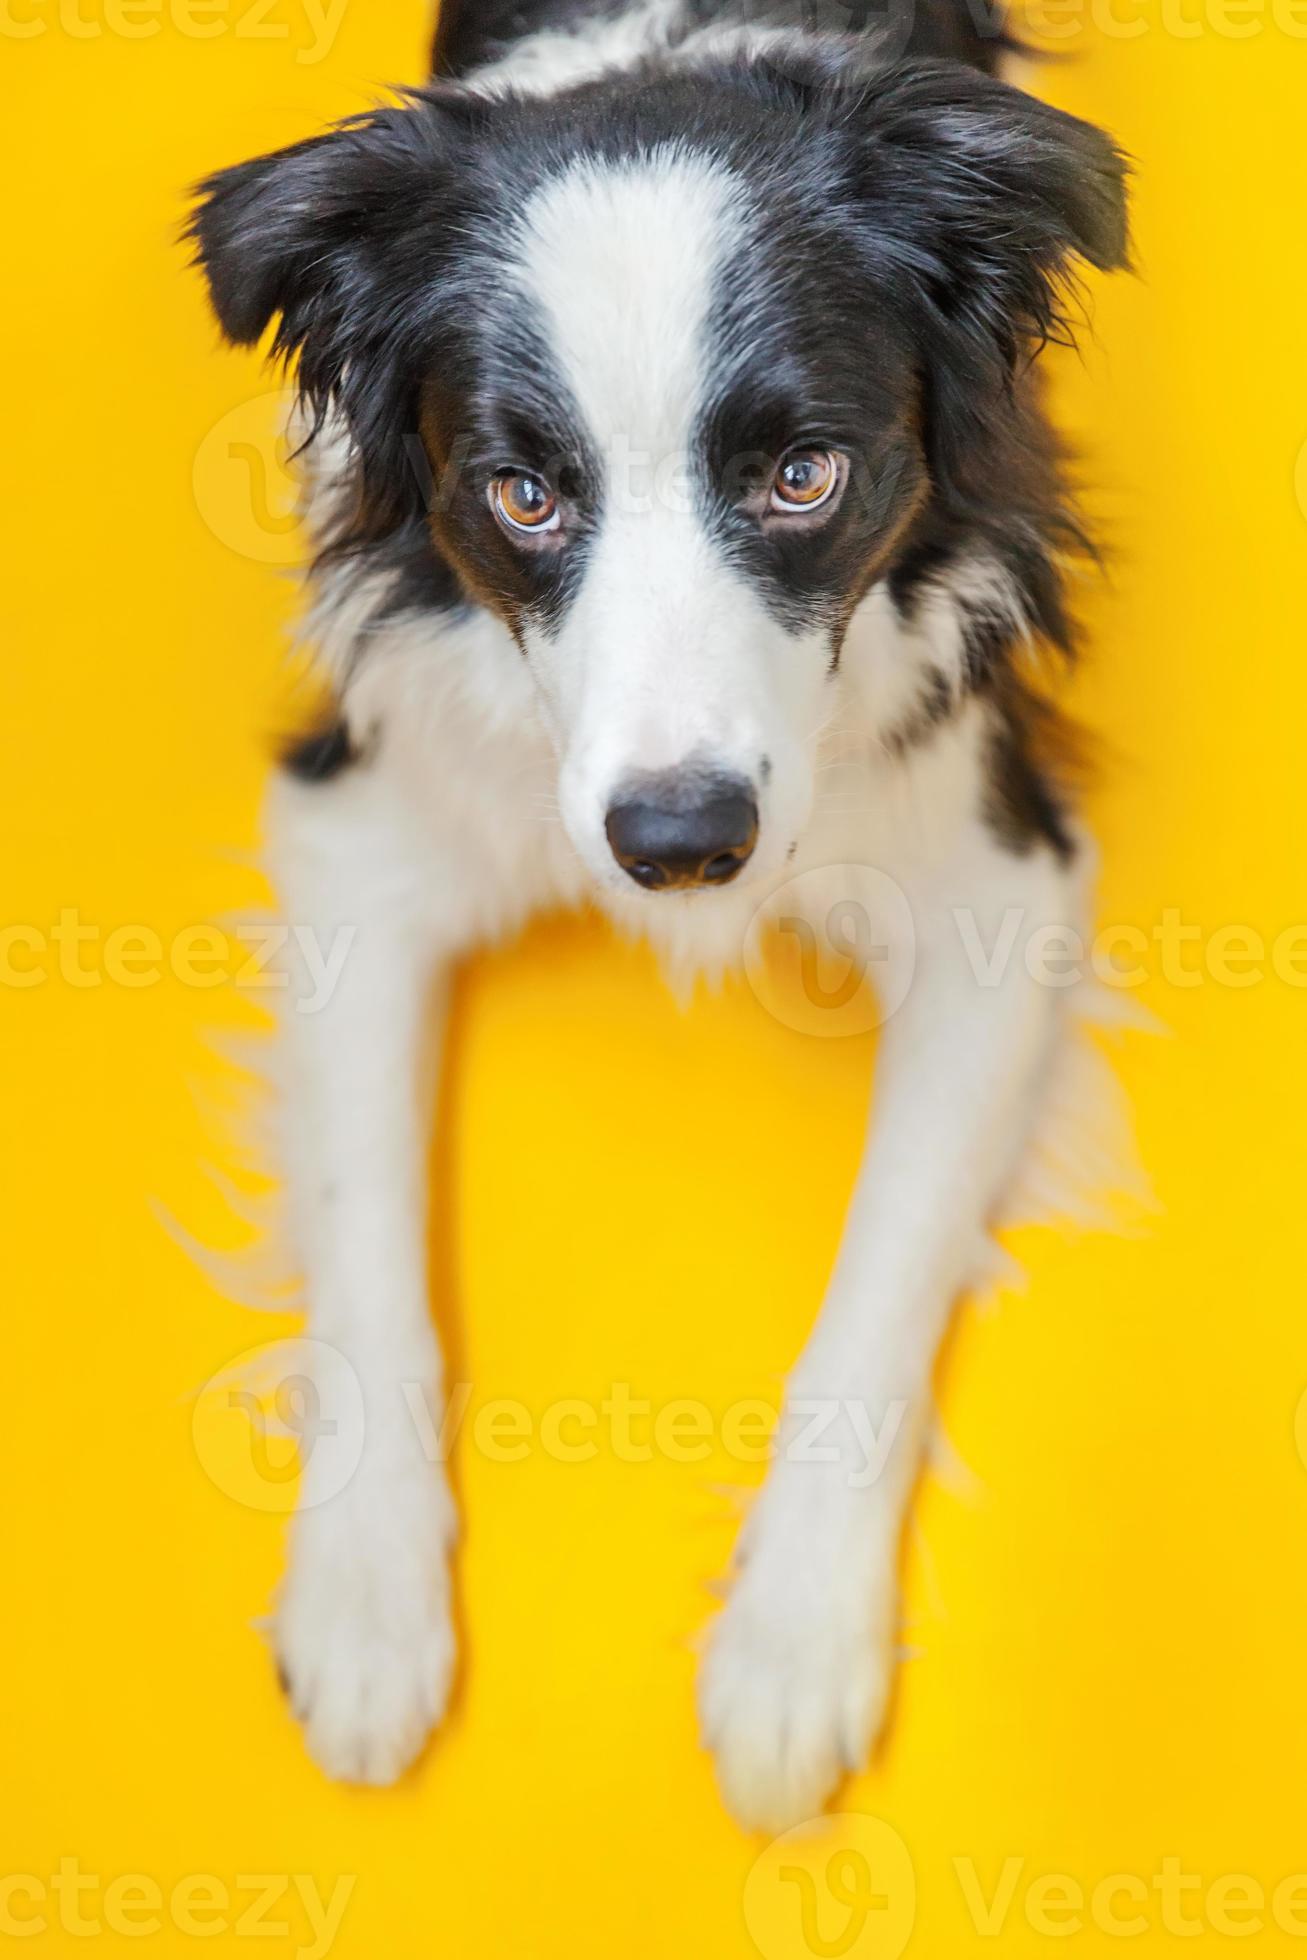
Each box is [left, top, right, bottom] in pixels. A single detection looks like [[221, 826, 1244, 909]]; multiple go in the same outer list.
[[188, 95, 470, 359], [189, 96, 474, 540], [793, 58, 1128, 492], [190, 129, 361, 349], [851, 61, 1130, 366]]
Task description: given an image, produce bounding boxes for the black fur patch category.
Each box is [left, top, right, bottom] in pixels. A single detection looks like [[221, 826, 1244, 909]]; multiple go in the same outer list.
[[883, 663, 956, 756], [983, 682, 1079, 861], [280, 716, 358, 783]]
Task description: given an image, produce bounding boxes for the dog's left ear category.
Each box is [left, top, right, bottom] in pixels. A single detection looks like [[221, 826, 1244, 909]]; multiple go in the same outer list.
[[807, 57, 1129, 476], [835, 60, 1129, 355]]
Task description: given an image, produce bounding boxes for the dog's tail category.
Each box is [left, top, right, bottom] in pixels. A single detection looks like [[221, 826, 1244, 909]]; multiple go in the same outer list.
[[430, 1, 1016, 84]]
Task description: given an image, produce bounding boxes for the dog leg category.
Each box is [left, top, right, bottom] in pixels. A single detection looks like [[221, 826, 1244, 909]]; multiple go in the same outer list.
[[267, 771, 458, 1786], [701, 832, 1076, 1831]]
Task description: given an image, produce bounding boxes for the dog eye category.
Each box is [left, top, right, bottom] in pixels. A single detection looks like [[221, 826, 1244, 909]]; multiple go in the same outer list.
[[771, 449, 840, 514], [492, 472, 560, 536]]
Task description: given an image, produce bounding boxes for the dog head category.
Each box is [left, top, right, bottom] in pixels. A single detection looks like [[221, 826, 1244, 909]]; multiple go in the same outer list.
[[192, 54, 1126, 895]]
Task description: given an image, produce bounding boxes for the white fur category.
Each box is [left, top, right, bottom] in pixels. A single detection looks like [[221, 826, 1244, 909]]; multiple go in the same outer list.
[[512, 153, 828, 893], [267, 576, 1090, 1815], [266, 774, 459, 1782], [251, 28, 1121, 1828], [466, 0, 819, 97], [698, 792, 1074, 1827], [469, 0, 685, 95], [467, 0, 1018, 96]]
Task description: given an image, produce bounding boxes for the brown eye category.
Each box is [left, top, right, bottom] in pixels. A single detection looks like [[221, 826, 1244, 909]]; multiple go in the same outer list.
[[492, 472, 560, 536], [771, 448, 840, 514]]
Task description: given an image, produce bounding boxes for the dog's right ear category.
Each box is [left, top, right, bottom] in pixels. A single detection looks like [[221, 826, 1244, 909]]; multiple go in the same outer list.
[[188, 96, 471, 359], [189, 96, 480, 537], [190, 130, 359, 349]]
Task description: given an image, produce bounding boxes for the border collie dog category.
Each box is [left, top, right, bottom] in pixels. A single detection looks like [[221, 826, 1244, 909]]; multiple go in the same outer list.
[[192, 0, 1128, 1830]]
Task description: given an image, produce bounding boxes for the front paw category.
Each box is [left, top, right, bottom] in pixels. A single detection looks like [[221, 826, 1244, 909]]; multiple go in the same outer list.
[[274, 1469, 457, 1787], [699, 1483, 897, 1832]]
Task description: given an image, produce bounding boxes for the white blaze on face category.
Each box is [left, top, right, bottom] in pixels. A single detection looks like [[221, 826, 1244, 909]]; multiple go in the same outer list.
[[510, 150, 828, 890]]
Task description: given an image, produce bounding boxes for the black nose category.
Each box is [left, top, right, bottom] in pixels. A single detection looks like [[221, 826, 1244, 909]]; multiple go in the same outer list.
[[605, 775, 759, 891]]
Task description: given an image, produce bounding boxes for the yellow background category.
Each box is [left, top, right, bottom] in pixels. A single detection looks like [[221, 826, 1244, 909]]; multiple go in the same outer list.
[[3, 0, 1306, 1952]]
